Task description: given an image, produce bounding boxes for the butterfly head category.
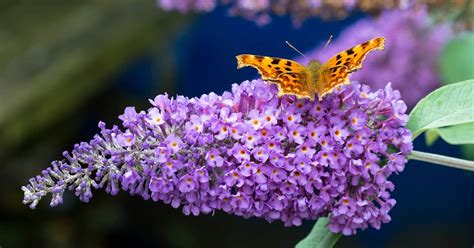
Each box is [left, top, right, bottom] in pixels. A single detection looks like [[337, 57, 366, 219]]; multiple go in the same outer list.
[[306, 59, 322, 74]]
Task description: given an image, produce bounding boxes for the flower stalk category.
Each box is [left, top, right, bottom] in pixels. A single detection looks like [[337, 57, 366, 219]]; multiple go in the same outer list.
[[408, 150, 474, 171], [295, 217, 342, 248]]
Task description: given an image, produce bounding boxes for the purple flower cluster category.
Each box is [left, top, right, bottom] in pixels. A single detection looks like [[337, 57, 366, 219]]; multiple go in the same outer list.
[[298, 8, 453, 107], [157, 0, 417, 25], [22, 79, 412, 235]]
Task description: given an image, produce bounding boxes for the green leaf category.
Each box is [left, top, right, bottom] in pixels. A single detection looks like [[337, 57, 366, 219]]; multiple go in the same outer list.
[[408, 79, 474, 139], [461, 144, 474, 161], [424, 129, 440, 146], [295, 218, 341, 248], [435, 122, 474, 145], [439, 33, 474, 85]]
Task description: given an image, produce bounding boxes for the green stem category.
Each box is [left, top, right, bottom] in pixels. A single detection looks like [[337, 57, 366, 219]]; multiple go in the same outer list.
[[295, 217, 342, 248], [408, 150, 474, 172]]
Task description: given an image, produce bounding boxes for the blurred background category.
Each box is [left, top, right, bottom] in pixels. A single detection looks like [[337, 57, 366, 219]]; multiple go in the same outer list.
[[1, 1, 473, 247]]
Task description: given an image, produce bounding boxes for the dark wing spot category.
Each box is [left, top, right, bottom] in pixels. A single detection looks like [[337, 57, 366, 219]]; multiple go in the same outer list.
[[345, 57, 351, 62], [285, 61, 292, 66], [285, 67, 292, 71], [276, 70, 283, 74], [335, 60, 342, 66], [267, 64, 272, 68], [346, 49, 355, 55], [336, 54, 342, 60], [255, 55, 264, 60], [344, 62, 350, 66], [361, 41, 369, 47], [275, 67, 280, 70], [331, 68, 337, 72], [271, 59, 280, 64]]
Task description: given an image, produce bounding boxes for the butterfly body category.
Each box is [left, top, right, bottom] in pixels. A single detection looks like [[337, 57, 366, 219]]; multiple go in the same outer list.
[[236, 37, 385, 101]]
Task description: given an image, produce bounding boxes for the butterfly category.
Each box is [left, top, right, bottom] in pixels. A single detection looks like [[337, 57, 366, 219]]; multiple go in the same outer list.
[[236, 37, 385, 101]]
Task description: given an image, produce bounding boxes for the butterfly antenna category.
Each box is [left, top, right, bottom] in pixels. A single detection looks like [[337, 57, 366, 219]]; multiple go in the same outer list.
[[285, 41, 307, 59], [321, 35, 333, 52]]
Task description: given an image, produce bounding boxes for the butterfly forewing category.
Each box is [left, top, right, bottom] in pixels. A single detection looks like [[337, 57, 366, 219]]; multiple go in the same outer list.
[[323, 37, 385, 72], [316, 37, 385, 100], [236, 54, 313, 99]]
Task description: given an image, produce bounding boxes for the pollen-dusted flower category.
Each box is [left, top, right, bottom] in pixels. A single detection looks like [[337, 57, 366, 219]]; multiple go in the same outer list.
[[22, 79, 412, 235], [299, 7, 453, 107]]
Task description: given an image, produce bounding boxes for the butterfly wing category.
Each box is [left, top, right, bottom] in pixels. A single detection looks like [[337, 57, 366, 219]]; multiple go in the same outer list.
[[317, 37, 385, 100], [276, 72, 314, 99], [236, 54, 314, 99]]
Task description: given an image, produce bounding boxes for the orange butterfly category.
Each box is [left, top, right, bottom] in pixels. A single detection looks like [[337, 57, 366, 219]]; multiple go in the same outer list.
[[236, 37, 385, 101]]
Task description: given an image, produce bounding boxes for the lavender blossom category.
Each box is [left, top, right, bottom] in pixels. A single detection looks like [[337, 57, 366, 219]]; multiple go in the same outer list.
[[157, 0, 418, 25], [298, 8, 453, 107], [22, 79, 412, 235]]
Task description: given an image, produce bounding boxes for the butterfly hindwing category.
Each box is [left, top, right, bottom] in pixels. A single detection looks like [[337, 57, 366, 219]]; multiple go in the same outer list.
[[316, 66, 350, 100], [276, 72, 313, 99]]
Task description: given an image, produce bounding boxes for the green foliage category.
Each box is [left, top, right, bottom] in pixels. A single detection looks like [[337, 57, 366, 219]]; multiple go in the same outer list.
[[295, 218, 341, 248], [461, 144, 474, 161], [408, 80, 474, 141], [0, 0, 191, 157], [424, 129, 440, 146], [426, 122, 474, 145], [439, 33, 474, 85], [438, 33, 474, 158]]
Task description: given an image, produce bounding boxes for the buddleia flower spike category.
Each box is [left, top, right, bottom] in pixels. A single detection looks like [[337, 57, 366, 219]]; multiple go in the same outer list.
[[22, 78, 412, 235]]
